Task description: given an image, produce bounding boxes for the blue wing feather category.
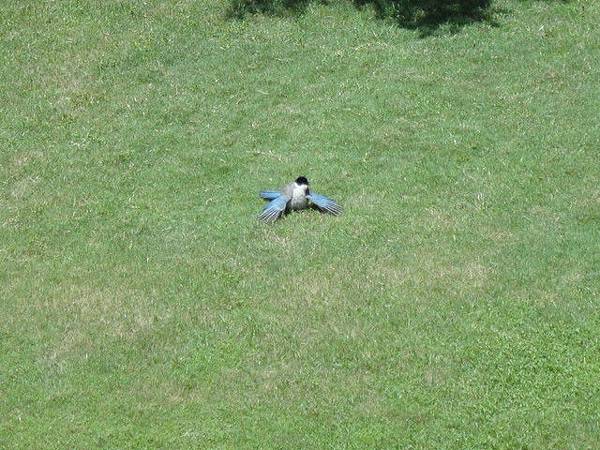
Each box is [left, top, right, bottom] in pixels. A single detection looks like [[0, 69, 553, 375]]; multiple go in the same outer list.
[[259, 195, 289, 223], [259, 191, 282, 200], [307, 193, 342, 215]]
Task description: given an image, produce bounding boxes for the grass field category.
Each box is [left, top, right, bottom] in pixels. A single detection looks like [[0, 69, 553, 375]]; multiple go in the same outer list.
[[2, 0, 600, 447]]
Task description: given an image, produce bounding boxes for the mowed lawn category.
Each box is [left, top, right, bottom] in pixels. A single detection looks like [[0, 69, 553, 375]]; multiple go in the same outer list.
[[2, 0, 600, 447]]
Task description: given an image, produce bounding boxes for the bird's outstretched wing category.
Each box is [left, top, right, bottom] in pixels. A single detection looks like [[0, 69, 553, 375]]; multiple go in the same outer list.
[[259, 195, 289, 223], [307, 193, 342, 215], [259, 191, 282, 201]]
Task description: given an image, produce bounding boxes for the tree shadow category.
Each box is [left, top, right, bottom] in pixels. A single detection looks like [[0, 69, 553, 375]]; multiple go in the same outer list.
[[226, 0, 312, 19], [357, 0, 499, 36], [227, 0, 501, 36]]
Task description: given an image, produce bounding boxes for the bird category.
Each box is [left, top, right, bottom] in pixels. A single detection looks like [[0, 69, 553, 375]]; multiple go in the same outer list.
[[258, 176, 342, 223]]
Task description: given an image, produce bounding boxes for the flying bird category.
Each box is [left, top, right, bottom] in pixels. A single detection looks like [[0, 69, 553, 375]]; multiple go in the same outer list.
[[259, 176, 342, 223]]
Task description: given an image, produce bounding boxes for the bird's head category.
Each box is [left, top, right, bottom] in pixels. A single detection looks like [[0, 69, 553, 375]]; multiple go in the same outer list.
[[295, 176, 309, 194], [296, 177, 310, 195], [295, 176, 309, 186]]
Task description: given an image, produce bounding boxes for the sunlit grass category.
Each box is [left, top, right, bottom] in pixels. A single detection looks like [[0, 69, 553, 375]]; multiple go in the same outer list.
[[2, 0, 599, 447]]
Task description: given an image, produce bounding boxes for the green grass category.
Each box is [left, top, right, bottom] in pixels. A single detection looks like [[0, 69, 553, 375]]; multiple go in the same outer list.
[[2, 0, 600, 447]]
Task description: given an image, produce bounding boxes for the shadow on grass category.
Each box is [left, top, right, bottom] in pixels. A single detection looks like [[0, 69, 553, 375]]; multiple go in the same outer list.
[[227, 0, 501, 36], [227, 0, 312, 18], [363, 0, 500, 36]]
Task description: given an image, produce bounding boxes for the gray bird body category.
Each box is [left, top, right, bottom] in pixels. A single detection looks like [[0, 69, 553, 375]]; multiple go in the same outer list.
[[282, 181, 309, 211], [258, 176, 341, 223]]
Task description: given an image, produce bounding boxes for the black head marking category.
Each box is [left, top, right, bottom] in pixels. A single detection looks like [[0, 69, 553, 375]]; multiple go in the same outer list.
[[296, 176, 309, 186]]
